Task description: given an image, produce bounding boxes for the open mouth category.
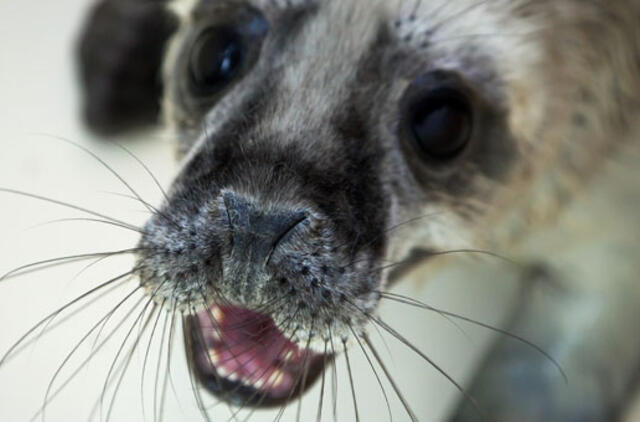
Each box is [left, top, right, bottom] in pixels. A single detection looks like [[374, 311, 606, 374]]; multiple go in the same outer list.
[[185, 305, 328, 407]]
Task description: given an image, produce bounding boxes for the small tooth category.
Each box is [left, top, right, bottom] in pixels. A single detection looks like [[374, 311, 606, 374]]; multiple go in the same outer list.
[[217, 366, 229, 377], [209, 350, 220, 364], [282, 351, 294, 361], [228, 372, 239, 382], [270, 370, 285, 387], [212, 306, 224, 322], [254, 376, 266, 389]]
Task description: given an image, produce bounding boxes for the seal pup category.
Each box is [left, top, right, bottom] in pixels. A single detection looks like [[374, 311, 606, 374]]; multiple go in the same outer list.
[[77, 0, 640, 419], [1, 0, 638, 420]]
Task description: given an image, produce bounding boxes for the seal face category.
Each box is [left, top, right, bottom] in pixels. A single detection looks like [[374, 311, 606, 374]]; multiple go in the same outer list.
[[75, 0, 640, 416], [134, 0, 524, 406]]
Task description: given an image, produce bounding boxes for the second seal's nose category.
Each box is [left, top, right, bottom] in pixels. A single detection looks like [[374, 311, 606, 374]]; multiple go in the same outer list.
[[221, 191, 307, 267]]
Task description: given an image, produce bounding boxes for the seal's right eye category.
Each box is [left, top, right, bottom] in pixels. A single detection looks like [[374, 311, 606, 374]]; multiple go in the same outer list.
[[186, 9, 269, 100], [189, 27, 245, 96]]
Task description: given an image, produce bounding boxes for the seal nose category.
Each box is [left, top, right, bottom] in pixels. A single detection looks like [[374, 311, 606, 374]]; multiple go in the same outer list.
[[222, 191, 307, 268]]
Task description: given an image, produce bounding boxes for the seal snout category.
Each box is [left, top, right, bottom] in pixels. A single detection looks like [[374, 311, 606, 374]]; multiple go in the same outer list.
[[221, 191, 308, 267], [219, 190, 311, 302]]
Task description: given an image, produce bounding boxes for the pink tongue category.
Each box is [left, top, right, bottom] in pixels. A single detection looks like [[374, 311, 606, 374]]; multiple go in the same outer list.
[[198, 305, 307, 397]]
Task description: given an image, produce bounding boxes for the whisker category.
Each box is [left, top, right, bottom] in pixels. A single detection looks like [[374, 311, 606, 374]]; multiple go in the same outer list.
[[91, 287, 134, 354], [198, 299, 288, 337], [98, 281, 166, 421], [361, 311, 395, 365], [343, 339, 360, 422], [229, 305, 304, 421], [153, 300, 172, 422], [272, 398, 289, 422], [351, 301, 486, 421], [84, 296, 153, 421], [378, 291, 568, 383], [0, 270, 136, 366], [270, 315, 312, 422], [105, 303, 158, 421], [164, 305, 184, 414], [431, 30, 544, 44], [329, 331, 339, 422], [0, 187, 143, 233], [362, 335, 419, 422], [410, 0, 424, 19], [100, 191, 168, 218], [113, 142, 170, 204], [430, 0, 491, 33], [183, 310, 213, 422], [99, 292, 156, 421], [335, 211, 444, 257], [68, 251, 137, 289], [195, 288, 264, 416], [41, 286, 142, 422], [315, 341, 329, 422], [364, 248, 520, 278], [427, 248, 521, 267], [141, 299, 166, 422], [26, 217, 146, 235], [219, 304, 300, 420], [27, 287, 145, 422], [295, 324, 315, 422], [380, 290, 472, 342], [160, 305, 183, 422], [271, 340, 309, 422], [350, 328, 393, 422], [0, 249, 141, 283], [35, 134, 177, 229], [5, 276, 130, 364], [233, 328, 301, 422]]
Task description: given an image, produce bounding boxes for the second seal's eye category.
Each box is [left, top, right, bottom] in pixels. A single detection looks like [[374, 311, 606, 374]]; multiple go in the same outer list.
[[189, 27, 245, 96]]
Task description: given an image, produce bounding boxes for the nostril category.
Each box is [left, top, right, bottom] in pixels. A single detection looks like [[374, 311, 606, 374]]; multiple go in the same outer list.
[[265, 213, 307, 266], [271, 214, 307, 250], [220, 191, 309, 265]]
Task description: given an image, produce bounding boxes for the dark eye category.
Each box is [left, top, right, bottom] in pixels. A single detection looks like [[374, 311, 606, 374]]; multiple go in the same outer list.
[[406, 85, 473, 161], [189, 27, 245, 96]]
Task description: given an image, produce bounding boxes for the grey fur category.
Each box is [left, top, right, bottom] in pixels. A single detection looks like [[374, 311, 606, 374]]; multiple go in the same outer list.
[[78, 0, 640, 418]]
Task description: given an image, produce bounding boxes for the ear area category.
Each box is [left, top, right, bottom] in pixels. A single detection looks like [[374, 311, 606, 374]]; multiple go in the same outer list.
[[77, 0, 179, 136]]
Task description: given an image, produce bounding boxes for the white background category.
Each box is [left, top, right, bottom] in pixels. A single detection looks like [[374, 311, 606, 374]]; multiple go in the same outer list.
[[0, 1, 521, 421]]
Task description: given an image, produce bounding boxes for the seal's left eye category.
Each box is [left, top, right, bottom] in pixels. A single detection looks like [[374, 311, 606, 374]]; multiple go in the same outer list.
[[401, 71, 475, 163], [189, 27, 245, 96], [409, 89, 472, 160]]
